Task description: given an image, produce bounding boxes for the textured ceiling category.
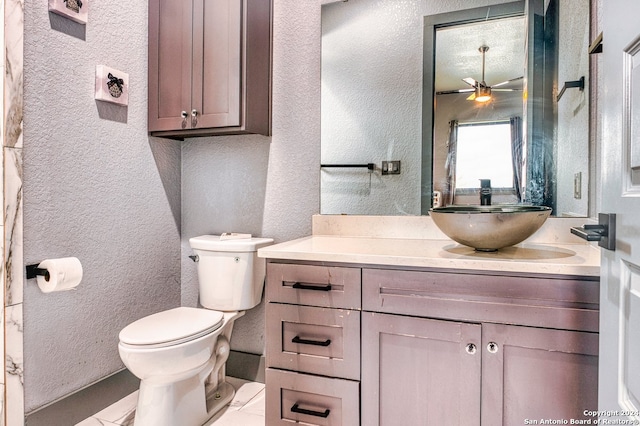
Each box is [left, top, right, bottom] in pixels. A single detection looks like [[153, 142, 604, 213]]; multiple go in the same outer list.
[[435, 16, 525, 92]]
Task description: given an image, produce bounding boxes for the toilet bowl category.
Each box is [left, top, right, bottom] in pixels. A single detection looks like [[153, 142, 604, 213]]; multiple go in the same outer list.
[[119, 307, 243, 426], [118, 235, 272, 426]]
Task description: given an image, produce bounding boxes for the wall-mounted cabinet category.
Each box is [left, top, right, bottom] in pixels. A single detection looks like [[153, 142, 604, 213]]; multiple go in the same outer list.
[[148, 0, 271, 138]]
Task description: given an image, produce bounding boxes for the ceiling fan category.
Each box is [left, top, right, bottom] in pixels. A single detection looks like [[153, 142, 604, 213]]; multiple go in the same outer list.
[[436, 45, 523, 102]]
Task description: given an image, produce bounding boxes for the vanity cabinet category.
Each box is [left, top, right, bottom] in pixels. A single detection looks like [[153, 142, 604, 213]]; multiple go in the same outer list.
[[361, 312, 482, 425], [362, 268, 599, 426], [265, 263, 362, 425], [264, 261, 599, 426], [148, 0, 271, 138]]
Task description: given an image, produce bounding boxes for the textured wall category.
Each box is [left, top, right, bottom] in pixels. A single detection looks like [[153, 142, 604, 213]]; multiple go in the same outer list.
[[181, 0, 320, 354], [22, 0, 181, 412], [320, 0, 515, 215], [555, 0, 590, 216]]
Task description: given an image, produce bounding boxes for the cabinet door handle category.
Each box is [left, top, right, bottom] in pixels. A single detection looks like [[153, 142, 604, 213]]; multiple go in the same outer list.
[[181, 111, 188, 129], [487, 342, 499, 353], [191, 109, 199, 128], [465, 343, 477, 355], [291, 403, 330, 418], [292, 282, 332, 291], [292, 335, 332, 347]]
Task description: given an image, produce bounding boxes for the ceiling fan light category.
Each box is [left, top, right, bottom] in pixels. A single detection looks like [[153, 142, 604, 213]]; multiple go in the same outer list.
[[474, 86, 492, 102]]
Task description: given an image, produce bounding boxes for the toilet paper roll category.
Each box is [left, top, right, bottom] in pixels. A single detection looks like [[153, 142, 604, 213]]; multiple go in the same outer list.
[[36, 257, 83, 293]]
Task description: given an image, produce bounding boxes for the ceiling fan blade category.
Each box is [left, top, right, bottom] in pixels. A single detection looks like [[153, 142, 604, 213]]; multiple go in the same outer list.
[[436, 88, 475, 95], [462, 77, 478, 87], [492, 88, 522, 92], [491, 76, 524, 88]]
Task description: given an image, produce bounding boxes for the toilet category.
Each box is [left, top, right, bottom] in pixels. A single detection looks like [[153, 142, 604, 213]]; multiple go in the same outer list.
[[118, 235, 273, 426]]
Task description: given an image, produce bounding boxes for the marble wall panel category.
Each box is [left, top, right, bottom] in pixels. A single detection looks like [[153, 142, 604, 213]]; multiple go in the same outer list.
[[4, 148, 22, 307], [4, 0, 24, 423], [5, 304, 23, 426]]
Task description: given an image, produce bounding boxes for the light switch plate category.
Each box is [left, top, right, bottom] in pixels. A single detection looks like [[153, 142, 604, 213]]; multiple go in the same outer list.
[[382, 161, 401, 175], [574, 172, 582, 199]]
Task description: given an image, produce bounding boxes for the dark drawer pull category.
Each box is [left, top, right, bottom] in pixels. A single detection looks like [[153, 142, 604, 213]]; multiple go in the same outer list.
[[291, 403, 330, 418], [292, 335, 332, 347], [292, 282, 332, 291]]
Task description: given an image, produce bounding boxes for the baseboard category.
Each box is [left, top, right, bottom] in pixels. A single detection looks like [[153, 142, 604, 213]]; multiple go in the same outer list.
[[25, 369, 140, 426], [25, 350, 264, 426], [226, 350, 266, 384]]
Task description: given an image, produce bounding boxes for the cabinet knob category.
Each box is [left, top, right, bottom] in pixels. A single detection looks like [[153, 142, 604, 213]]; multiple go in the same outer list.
[[487, 342, 499, 354], [465, 343, 477, 355], [191, 109, 199, 128], [181, 111, 188, 129]]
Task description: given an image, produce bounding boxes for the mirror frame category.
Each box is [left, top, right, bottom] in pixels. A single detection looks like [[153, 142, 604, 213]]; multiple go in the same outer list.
[[421, 1, 526, 215]]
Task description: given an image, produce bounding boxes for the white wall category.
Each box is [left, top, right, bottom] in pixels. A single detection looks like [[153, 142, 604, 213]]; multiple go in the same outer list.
[[181, 0, 320, 354], [22, 0, 181, 412], [21, 0, 321, 412]]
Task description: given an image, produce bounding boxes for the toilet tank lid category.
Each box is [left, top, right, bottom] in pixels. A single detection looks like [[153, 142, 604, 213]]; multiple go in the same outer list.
[[189, 235, 274, 252]]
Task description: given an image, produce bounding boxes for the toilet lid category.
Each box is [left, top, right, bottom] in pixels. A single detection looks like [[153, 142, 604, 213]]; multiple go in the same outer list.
[[119, 307, 224, 347]]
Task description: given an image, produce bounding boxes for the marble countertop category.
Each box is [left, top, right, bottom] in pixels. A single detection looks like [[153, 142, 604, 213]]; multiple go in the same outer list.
[[258, 235, 601, 277]]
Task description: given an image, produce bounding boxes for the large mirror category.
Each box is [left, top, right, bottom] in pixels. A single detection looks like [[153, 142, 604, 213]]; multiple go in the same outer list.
[[321, 0, 591, 217]]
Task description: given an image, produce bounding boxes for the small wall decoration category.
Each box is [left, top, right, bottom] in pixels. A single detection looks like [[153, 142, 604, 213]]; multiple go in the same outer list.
[[95, 65, 129, 106], [48, 0, 88, 24]]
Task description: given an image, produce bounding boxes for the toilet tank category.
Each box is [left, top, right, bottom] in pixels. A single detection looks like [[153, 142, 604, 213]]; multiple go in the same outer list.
[[189, 235, 273, 311]]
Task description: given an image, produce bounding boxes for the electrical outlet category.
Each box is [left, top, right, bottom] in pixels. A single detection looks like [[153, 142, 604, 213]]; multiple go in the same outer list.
[[382, 160, 401, 175]]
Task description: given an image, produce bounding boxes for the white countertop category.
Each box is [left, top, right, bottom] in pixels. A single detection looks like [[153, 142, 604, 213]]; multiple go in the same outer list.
[[258, 235, 601, 277]]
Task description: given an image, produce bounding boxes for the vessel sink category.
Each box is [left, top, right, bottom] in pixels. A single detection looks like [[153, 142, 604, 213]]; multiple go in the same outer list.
[[429, 205, 552, 251]]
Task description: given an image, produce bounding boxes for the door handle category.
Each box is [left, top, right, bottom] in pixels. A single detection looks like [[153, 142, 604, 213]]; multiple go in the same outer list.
[[570, 213, 616, 251]]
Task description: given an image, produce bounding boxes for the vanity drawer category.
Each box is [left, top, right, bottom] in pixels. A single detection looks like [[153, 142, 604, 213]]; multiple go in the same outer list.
[[266, 368, 359, 426], [266, 263, 361, 309], [266, 303, 360, 380], [362, 268, 600, 332]]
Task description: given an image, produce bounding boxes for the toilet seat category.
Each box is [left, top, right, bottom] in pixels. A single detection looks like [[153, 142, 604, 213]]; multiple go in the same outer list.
[[119, 307, 224, 349]]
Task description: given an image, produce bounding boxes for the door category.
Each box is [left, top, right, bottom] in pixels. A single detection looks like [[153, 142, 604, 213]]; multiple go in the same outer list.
[[361, 312, 481, 426], [481, 323, 598, 425], [599, 0, 640, 420]]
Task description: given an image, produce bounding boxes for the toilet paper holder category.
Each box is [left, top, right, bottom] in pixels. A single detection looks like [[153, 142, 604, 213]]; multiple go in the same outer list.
[[26, 264, 51, 281]]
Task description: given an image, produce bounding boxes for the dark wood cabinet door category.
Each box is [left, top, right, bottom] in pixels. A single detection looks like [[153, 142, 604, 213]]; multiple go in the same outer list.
[[148, 0, 194, 132], [149, 0, 271, 136], [150, 0, 241, 132], [361, 312, 481, 426], [192, 0, 241, 129], [481, 323, 598, 425]]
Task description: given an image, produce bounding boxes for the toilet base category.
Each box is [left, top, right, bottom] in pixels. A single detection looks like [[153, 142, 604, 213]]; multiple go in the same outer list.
[[205, 381, 235, 417], [121, 312, 244, 426], [133, 378, 235, 426]]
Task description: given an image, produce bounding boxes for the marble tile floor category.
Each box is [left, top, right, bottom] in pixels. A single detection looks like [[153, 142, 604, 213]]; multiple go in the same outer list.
[[75, 377, 266, 426]]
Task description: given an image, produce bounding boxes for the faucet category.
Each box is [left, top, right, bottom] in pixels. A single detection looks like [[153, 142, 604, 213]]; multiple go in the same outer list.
[[480, 179, 492, 205]]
